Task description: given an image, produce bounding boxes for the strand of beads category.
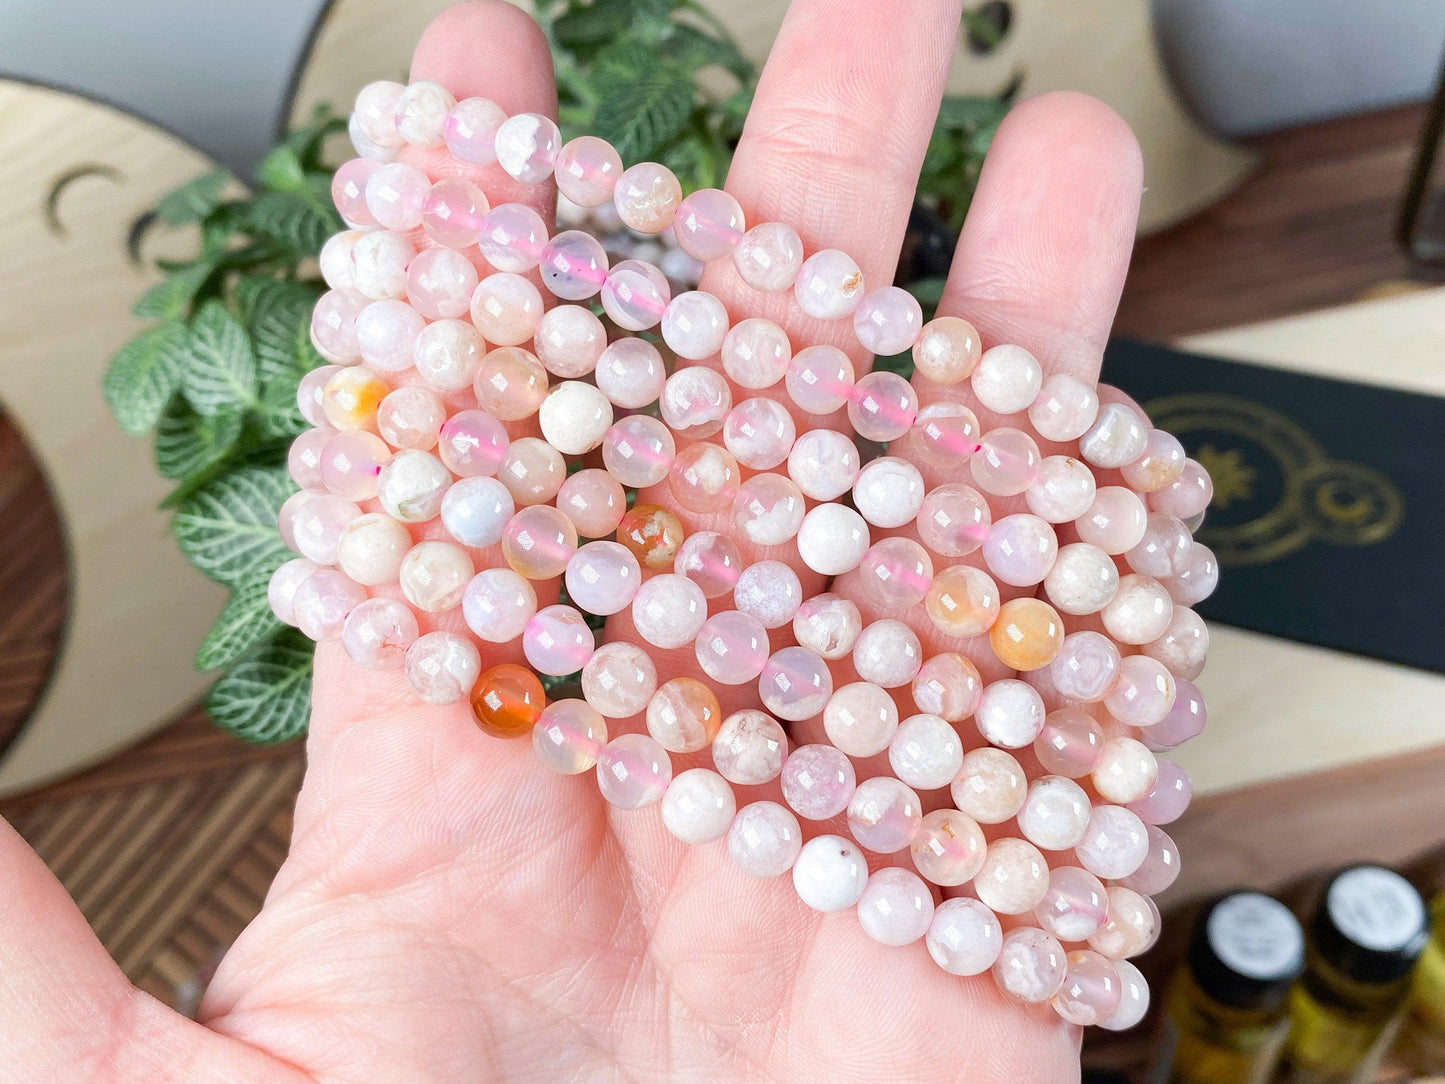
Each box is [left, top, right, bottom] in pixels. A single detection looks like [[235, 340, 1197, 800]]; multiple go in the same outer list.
[[274, 78, 1216, 1033]]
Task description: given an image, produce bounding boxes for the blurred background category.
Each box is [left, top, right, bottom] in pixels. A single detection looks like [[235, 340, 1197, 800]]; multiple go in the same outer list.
[[2, 1, 1444, 1080]]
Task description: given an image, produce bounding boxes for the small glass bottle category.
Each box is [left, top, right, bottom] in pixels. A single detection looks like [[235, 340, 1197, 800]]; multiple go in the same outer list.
[[1389, 891, 1445, 1073], [1152, 891, 1305, 1084], [1283, 865, 1431, 1084]]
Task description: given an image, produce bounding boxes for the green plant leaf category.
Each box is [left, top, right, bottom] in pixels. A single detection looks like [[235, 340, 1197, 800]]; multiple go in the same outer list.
[[102, 323, 189, 435], [156, 168, 233, 226], [205, 631, 313, 743], [182, 300, 259, 416], [133, 259, 217, 321], [661, 131, 721, 193], [154, 395, 244, 482], [667, 23, 753, 79], [552, 0, 634, 47], [236, 276, 324, 385], [195, 573, 286, 671], [243, 185, 340, 259], [591, 43, 695, 162], [256, 379, 308, 440], [936, 94, 1009, 132], [256, 144, 308, 193], [173, 464, 294, 586]]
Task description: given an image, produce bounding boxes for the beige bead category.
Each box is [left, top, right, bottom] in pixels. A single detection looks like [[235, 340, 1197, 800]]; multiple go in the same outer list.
[[1092, 737, 1159, 804], [1102, 574, 1175, 645], [1088, 886, 1156, 959], [950, 748, 1027, 824], [974, 837, 1050, 915], [614, 162, 682, 234]]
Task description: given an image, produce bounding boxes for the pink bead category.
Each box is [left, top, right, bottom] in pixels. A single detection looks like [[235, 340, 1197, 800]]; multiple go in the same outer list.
[[320, 430, 391, 500], [420, 178, 487, 249], [733, 221, 804, 291], [713, 710, 788, 785], [787, 429, 861, 501], [564, 540, 641, 617], [1053, 950, 1122, 1026], [911, 808, 987, 886], [1106, 654, 1177, 728], [858, 867, 935, 947], [377, 386, 445, 450], [1122, 428, 1187, 492], [694, 610, 771, 685], [916, 483, 990, 557], [353, 81, 404, 149], [1151, 458, 1213, 520], [847, 370, 918, 442], [581, 643, 657, 719], [354, 300, 423, 372], [853, 286, 924, 356], [1081, 401, 1150, 469], [1035, 866, 1110, 942], [674, 187, 746, 261], [555, 136, 623, 206], [443, 97, 506, 164], [822, 681, 898, 757], [540, 230, 609, 302], [330, 158, 380, 226], [471, 273, 544, 347], [971, 427, 1041, 496], [975, 678, 1047, 749], [1076, 486, 1150, 555], [674, 531, 743, 598], [393, 81, 454, 146], [927, 897, 1003, 975], [495, 113, 561, 183], [661, 291, 729, 360], [855, 537, 934, 610], [786, 346, 855, 415], [601, 414, 676, 488], [795, 248, 864, 319], [982, 513, 1058, 588], [596, 733, 672, 810], [598, 258, 670, 334], [341, 597, 418, 669], [631, 575, 707, 650], [848, 776, 923, 853], [349, 111, 394, 162], [438, 409, 508, 477], [557, 469, 627, 539], [268, 558, 321, 625], [278, 491, 310, 553], [523, 604, 595, 676], [1128, 758, 1192, 825], [661, 365, 732, 438], [909, 401, 982, 471], [292, 568, 366, 642], [911, 652, 983, 723], [733, 474, 806, 546], [406, 248, 479, 320], [414, 319, 484, 393], [404, 631, 481, 705], [533, 699, 608, 775], [1166, 542, 1219, 606], [532, 306, 604, 380], [592, 337, 664, 409], [478, 203, 548, 273], [994, 927, 1068, 1003], [759, 647, 834, 722], [1119, 825, 1181, 895], [501, 505, 578, 580], [364, 162, 429, 231], [1026, 455, 1098, 524], [1034, 709, 1106, 778], [734, 560, 803, 630], [398, 540, 473, 613], [311, 290, 367, 362], [1127, 512, 1193, 578], [297, 365, 342, 426], [613, 162, 682, 233], [498, 437, 565, 505], [475, 347, 548, 420], [288, 427, 334, 492], [669, 443, 741, 514], [781, 743, 856, 820], [1144, 607, 1209, 681], [1075, 805, 1150, 881], [728, 801, 802, 876], [1141, 677, 1206, 751], [721, 318, 791, 389], [723, 397, 795, 470], [1050, 631, 1122, 703], [293, 494, 362, 565]]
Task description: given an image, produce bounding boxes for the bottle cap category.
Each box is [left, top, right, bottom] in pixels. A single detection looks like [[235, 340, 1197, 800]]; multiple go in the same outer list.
[[1189, 891, 1305, 1011], [1310, 865, 1430, 984]]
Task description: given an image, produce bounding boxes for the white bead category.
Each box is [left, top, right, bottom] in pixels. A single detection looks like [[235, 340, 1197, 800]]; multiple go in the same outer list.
[[376, 450, 450, 523], [1075, 805, 1150, 880], [787, 429, 860, 501], [1017, 775, 1092, 851], [796, 504, 870, 576], [733, 560, 802, 628], [1101, 574, 1175, 645], [852, 620, 922, 688], [661, 768, 737, 844], [1026, 456, 1097, 523], [857, 867, 935, 947], [823, 681, 899, 757], [661, 291, 729, 360], [1080, 402, 1149, 468], [538, 381, 613, 455], [888, 713, 963, 791], [793, 594, 863, 660], [853, 457, 925, 528], [1092, 738, 1159, 804], [1044, 543, 1120, 615], [971, 344, 1043, 414], [974, 837, 1050, 915], [494, 113, 561, 183], [1099, 960, 1151, 1031], [974, 679, 1046, 749], [350, 231, 414, 300], [631, 574, 707, 649], [336, 512, 411, 586], [927, 898, 1003, 976], [727, 801, 802, 877], [393, 80, 455, 145], [792, 835, 869, 913], [319, 230, 363, 290], [1029, 373, 1099, 441], [795, 248, 865, 319]]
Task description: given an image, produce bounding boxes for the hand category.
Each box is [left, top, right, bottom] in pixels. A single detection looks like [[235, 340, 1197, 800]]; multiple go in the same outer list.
[[1, 2, 1142, 1079]]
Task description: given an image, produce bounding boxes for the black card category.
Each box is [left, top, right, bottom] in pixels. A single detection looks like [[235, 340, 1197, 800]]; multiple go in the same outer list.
[[1101, 338, 1445, 674]]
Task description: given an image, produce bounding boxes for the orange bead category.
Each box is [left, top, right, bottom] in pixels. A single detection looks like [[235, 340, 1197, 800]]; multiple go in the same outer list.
[[322, 366, 389, 432], [616, 503, 685, 569], [471, 663, 545, 738], [989, 597, 1065, 672]]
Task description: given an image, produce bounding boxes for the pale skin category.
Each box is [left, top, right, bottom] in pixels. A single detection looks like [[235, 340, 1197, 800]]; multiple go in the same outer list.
[[0, 1, 1145, 1079]]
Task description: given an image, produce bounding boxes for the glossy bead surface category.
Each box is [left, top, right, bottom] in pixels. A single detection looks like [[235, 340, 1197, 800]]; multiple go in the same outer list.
[[1034, 709, 1106, 778], [853, 456, 925, 529], [1144, 608, 1209, 682], [497, 437, 565, 506], [728, 801, 802, 877], [393, 80, 454, 145], [1128, 759, 1192, 824], [982, 514, 1058, 588], [674, 188, 745, 261], [1076, 806, 1150, 881], [759, 647, 833, 722], [554, 136, 623, 206], [994, 927, 1068, 1004], [852, 620, 922, 689], [1089, 886, 1156, 959], [793, 594, 863, 660], [1049, 631, 1122, 703], [724, 397, 796, 470], [853, 286, 923, 356], [557, 470, 628, 541], [494, 112, 561, 183], [341, 597, 417, 669], [322, 367, 388, 432], [421, 177, 487, 248], [734, 474, 806, 547], [1044, 543, 1120, 615], [722, 318, 791, 389], [669, 443, 742, 516], [534, 305, 607, 379], [1080, 402, 1149, 469], [927, 898, 1003, 977], [911, 808, 987, 886], [1035, 866, 1110, 942], [951, 748, 1027, 824], [478, 203, 548, 273], [781, 743, 855, 820], [564, 540, 641, 616], [1027, 455, 1097, 524], [694, 610, 770, 685], [616, 504, 685, 569], [916, 483, 990, 558], [1122, 428, 1187, 492], [857, 867, 935, 947], [522, 604, 594, 676], [733, 222, 804, 291], [596, 733, 672, 810], [470, 664, 545, 738], [533, 699, 608, 774], [406, 247, 479, 320], [712, 710, 788, 785], [632, 573, 707, 650], [912, 317, 981, 384], [355, 300, 424, 372], [602, 414, 676, 489], [376, 450, 449, 524], [989, 597, 1065, 672], [580, 642, 657, 719], [437, 409, 509, 478], [661, 768, 736, 844], [1099, 960, 1150, 1032], [972, 344, 1043, 415], [847, 776, 923, 853], [847, 370, 918, 442], [462, 567, 537, 643], [975, 837, 1050, 915], [924, 564, 1001, 639], [785, 346, 854, 415], [601, 259, 670, 331], [971, 428, 1041, 497], [444, 96, 506, 164], [1105, 654, 1177, 728], [645, 677, 722, 753], [792, 835, 869, 913], [502, 505, 578, 580], [1077, 486, 1149, 555], [538, 381, 613, 456], [909, 401, 983, 471], [1118, 824, 1181, 895], [854, 537, 933, 611], [364, 162, 429, 231], [1018, 775, 1092, 851], [796, 504, 870, 577], [403, 631, 480, 705], [795, 249, 864, 319], [911, 653, 983, 724], [823, 681, 898, 757], [1053, 950, 1122, 1026], [293, 495, 362, 565], [398, 540, 473, 613], [674, 531, 743, 598], [539, 230, 609, 301], [614, 162, 682, 233]]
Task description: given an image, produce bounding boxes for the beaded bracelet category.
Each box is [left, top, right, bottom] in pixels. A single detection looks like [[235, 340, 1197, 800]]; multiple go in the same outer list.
[[274, 76, 1217, 1032]]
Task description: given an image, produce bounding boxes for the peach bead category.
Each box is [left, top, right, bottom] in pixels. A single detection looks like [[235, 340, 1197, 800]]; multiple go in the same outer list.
[[911, 808, 987, 886], [555, 136, 623, 206], [557, 469, 627, 538], [616, 504, 685, 569], [534, 305, 607, 379], [733, 221, 804, 291], [614, 162, 682, 233], [471, 664, 545, 738], [912, 317, 981, 384], [974, 838, 1050, 915], [415, 319, 485, 393], [502, 505, 578, 580], [989, 597, 1065, 672], [911, 652, 983, 723], [925, 564, 1001, 638], [322, 367, 388, 432], [471, 273, 544, 346], [951, 748, 1027, 824], [669, 443, 742, 514], [646, 677, 723, 753], [498, 437, 566, 505], [475, 347, 548, 421]]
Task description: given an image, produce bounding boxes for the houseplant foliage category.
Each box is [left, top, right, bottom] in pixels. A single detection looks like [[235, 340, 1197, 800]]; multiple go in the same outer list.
[[103, 0, 1009, 744]]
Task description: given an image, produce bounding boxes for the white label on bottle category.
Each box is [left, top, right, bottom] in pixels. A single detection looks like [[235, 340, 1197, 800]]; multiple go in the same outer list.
[[1327, 866, 1425, 952], [1208, 892, 1304, 980]]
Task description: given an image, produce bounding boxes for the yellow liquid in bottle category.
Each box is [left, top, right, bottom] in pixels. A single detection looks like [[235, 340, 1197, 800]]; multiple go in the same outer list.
[[1163, 970, 1291, 1084]]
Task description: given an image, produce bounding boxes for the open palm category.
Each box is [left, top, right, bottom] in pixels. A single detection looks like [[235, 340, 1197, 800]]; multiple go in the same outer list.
[[2, 1, 1144, 1079]]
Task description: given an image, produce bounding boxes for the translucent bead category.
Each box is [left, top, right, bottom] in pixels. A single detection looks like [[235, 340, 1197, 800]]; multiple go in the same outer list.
[[443, 96, 506, 164], [440, 476, 513, 549], [293, 494, 363, 565], [910, 652, 983, 723], [596, 733, 672, 810], [911, 807, 987, 887], [982, 513, 1058, 588], [297, 365, 342, 426], [534, 305, 607, 379], [1127, 512, 1193, 579], [502, 505, 578, 580], [421, 177, 488, 248], [792, 835, 869, 913], [795, 249, 864, 319], [288, 427, 334, 492], [916, 483, 990, 558], [558, 469, 627, 539], [1166, 542, 1219, 606], [785, 345, 854, 415], [1029, 373, 1100, 442], [538, 381, 612, 455], [580, 642, 657, 719], [823, 681, 899, 757], [645, 677, 722, 753], [632, 573, 707, 650], [1102, 574, 1175, 646], [660, 366, 731, 439], [695, 610, 770, 685], [975, 837, 1050, 915], [912, 317, 981, 385], [858, 867, 934, 947], [853, 456, 925, 528], [663, 290, 731, 361], [852, 620, 923, 689], [353, 81, 404, 148], [889, 713, 963, 791], [471, 273, 544, 347], [1089, 886, 1156, 959], [404, 631, 480, 705], [376, 386, 444, 451], [478, 203, 548, 273], [601, 259, 670, 331], [847, 370, 918, 442], [349, 111, 394, 162], [847, 776, 923, 853], [331, 158, 379, 227], [972, 344, 1043, 415], [951, 747, 1027, 824], [1080, 402, 1149, 469], [1143, 607, 1209, 681], [349, 232, 414, 301], [989, 597, 1064, 671], [673, 187, 745, 261], [438, 409, 509, 477], [713, 709, 789, 785], [564, 540, 641, 616], [595, 337, 667, 409], [415, 319, 485, 394], [616, 504, 685, 569], [1026, 455, 1097, 524], [793, 594, 863, 660], [661, 768, 736, 844], [274, 489, 311, 548], [1053, 950, 1122, 1026], [722, 318, 791, 389], [723, 397, 795, 470], [470, 663, 545, 738], [854, 537, 933, 611], [555, 136, 623, 206], [1105, 654, 1177, 728], [398, 540, 472, 613], [1100, 960, 1150, 1032], [674, 531, 743, 598], [1044, 542, 1120, 615], [523, 604, 595, 676], [994, 927, 1068, 1003], [533, 699, 608, 774], [787, 429, 861, 501], [1128, 758, 1192, 824], [728, 801, 802, 877], [909, 402, 983, 471], [1122, 428, 1187, 492], [1035, 866, 1110, 942], [1076, 806, 1150, 881], [1034, 709, 1106, 778], [364, 162, 430, 231], [669, 443, 742, 515], [354, 300, 423, 373], [734, 561, 803, 629], [733, 221, 804, 291], [853, 286, 924, 356], [292, 568, 365, 642], [376, 449, 449, 523], [1018, 775, 1092, 851], [497, 437, 565, 506], [971, 428, 1041, 496], [268, 558, 321, 625], [924, 564, 1000, 638], [602, 414, 676, 488], [495, 112, 561, 183], [314, 294, 373, 367], [1151, 458, 1214, 520], [760, 647, 833, 722], [1077, 486, 1149, 555], [928, 898, 1003, 976], [1141, 676, 1206, 751], [335, 512, 410, 586], [406, 247, 479, 320], [733, 474, 806, 546], [975, 678, 1046, 749], [1049, 631, 1122, 703], [611, 163, 680, 233]]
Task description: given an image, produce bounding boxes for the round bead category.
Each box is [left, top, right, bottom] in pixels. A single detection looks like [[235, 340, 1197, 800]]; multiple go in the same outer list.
[[1102, 575, 1175, 647], [443, 96, 506, 164], [1118, 824, 1181, 895], [533, 699, 608, 774], [1035, 866, 1110, 942], [478, 203, 548, 273], [616, 504, 685, 569], [377, 386, 445, 451], [972, 344, 1043, 414], [989, 598, 1065, 672], [733, 222, 804, 291], [1093, 737, 1160, 804], [522, 604, 595, 676], [975, 837, 1050, 915], [494, 112, 561, 183], [662, 291, 730, 361], [497, 438, 565, 505], [912, 317, 981, 384], [888, 714, 963, 791], [471, 273, 544, 347], [540, 230, 610, 302], [853, 286, 924, 356], [564, 541, 641, 616], [909, 402, 983, 471], [336, 512, 410, 586], [916, 484, 990, 558], [823, 681, 899, 757], [555, 136, 623, 206], [406, 247, 479, 320], [695, 610, 770, 685], [596, 733, 672, 810], [674, 531, 744, 598], [393, 80, 454, 145], [911, 653, 983, 723], [712, 710, 788, 785], [1053, 950, 1122, 1026], [853, 456, 925, 528], [355, 300, 424, 372], [927, 898, 1003, 977], [1128, 759, 1192, 824], [1076, 806, 1150, 881], [911, 808, 987, 886], [781, 743, 855, 820], [437, 409, 508, 478], [669, 443, 742, 515], [298, 365, 342, 426], [1026, 455, 1098, 524], [1035, 709, 1107, 778], [353, 81, 404, 148], [601, 259, 670, 331], [462, 568, 537, 644], [421, 176, 487, 248], [341, 597, 417, 669], [1127, 513, 1194, 579], [975, 679, 1046, 749], [1089, 886, 1157, 959], [724, 397, 796, 470], [727, 801, 802, 877], [1100, 960, 1151, 1032], [594, 338, 666, 410], [722, 318, 791, 389], [792, 835, 869, 913], [645, 677, 722, 754], [474, 347, 548, 420], [364, 162, 429, 230], [268, 558, 321, 626], [602, 414, 676, 489], [1167, 542, 1220, 606], [1077, 487, 1149, 555], [971, 428, 1041, 497], [785, 346, 855, 415], [857, 868, 934, 947], [502, 505, 578, 580], [331, 158, 379, 228], [925, 564, 1001, 639], [1029, 373, 1099, 442], [759, 647, 833, 722], [558, 469, 628, 539], [1122, 429, 1187, 492], [293, 495, 362, 565], [795, 249, 864, 319], [538, 381, 613, 455], [414, 320, 485, 394], [1044, 543, 1120, 615], [403, 631, 480, 705], [321, 367, 387, 431], [951, 747, 1027, 824], [318, 430, 391, 501], [847, 776, 923, 853], [1080, 402, 1149, 469], [613, 162, 682, 233], [580, 642, 657, 719], [674, 187, 745, 261], [994, 927, 1068, 1004], [470, 663, 545, 738], [1144, 608, 1209, 681], [795, 504, 870, 577], [631, 574, 707, 650], [1018, 775, 1093, 851], [661, 769, 736, 845], [1139, 677, 1205, 751], [534, 305, 607, 379], [733, 561, 803, 630], [787, 430, 861, 502], [852, 620, 923, 689], [1105, 654, 1177, 728], [1151, 458, 1214, 520], [853, 537, 933, 613], [982, 514, 1058, 588], [376, 450, 449, 524], [733, 474, 806, 547], [847, 370, 918, 442]]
